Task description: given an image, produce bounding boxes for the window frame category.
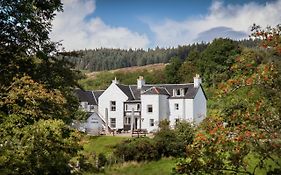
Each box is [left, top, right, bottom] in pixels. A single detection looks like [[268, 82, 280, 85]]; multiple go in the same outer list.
[[110, 118, 116, 128], [147, 105, 153, 113], [175, 103, 179, 110], [150, 119, 154, 127], [110, 101, 116, 111]]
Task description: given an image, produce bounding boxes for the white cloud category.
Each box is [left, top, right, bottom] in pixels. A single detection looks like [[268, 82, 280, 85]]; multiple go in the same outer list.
[[50, 0, 149, 50], [146, 0, 281, 47]]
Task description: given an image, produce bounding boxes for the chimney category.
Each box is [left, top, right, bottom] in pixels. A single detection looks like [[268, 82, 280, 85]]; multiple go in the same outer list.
[[193, 74, 201, 88], [112, 77, 119, 84], [137, 76, 145, 89]]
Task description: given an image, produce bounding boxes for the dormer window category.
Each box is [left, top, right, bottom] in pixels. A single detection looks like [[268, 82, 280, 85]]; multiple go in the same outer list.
[[176, 89, 181, 96], [173, 88, 185, 97]]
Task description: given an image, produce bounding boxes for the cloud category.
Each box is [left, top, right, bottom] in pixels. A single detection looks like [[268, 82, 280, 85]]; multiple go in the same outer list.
[[146, 0, 281, 47], [194, 27, 248, 43], [50, 0, 149, 50]]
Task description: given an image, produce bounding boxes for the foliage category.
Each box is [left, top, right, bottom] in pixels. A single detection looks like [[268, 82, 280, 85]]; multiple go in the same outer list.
[[0, 0, 84, 174], [164, 57, 182, 84], [174, 45, 281, 174], [178, 61, 198, 83], [251, 24, 281, 55], [65, 40, 259, 72], [114, 138, 160, 162], [64, 44, 208, 72], [79, 68, 167, 90], [0, 118, 81, 175], [174, 121, 195, 146], [154, 120, 195, 158], [0, 76, 68, 122], [198, 38, 241, 86]]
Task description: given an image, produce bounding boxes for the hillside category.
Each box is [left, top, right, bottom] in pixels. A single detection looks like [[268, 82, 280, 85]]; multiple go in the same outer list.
[[79, 63, 167, 90], [85, 63, 166, 79], [63, 39, 258, 72]]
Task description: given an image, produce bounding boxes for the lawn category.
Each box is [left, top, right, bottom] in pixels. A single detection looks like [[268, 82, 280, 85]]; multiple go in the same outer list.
[[82, 135, 176, 175], [83, 135, 127, 156], [99, 158, 176, 175]]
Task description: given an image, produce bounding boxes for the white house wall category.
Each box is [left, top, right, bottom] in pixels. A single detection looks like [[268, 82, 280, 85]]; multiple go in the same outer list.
[[184, 99, 194, 122], [159, 95, 169, 121], [169, 98, 185, 126], [98, 83, 128, 129], [193, 87, 207, 124], [141, 94, 160, 132], [86, 113, 104, 135]]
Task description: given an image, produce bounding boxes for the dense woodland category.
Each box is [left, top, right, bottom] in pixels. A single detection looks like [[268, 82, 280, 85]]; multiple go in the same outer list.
[[65, 39, 258, 72], [0, 0, 280, 174]]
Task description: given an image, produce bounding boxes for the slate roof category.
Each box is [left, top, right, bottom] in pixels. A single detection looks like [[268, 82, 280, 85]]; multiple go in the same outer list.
[[116, 84, 135, 100], [142, 87, 170, 96], [92, 90, 105, 104], [114, 83, 204, 101], [74, 89, 104, 105]]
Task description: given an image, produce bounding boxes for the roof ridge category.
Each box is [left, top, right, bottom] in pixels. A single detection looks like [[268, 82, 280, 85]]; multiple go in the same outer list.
[[129, 85, 136, 99], [92, 91, 98, 105]]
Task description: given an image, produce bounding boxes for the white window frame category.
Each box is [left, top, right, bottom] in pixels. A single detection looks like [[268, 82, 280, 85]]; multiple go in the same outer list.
[[110, 118, 116, 128], [110, 101, 116, 111], [147, 105, 153, 113], [150, 119, 154, 127], [125, 117, 131, 125], [175, 103, 179, 110]]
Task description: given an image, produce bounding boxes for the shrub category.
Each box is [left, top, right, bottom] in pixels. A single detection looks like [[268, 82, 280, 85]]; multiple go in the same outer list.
[[114, 138, 160, 162], [154, 120, 195, 157], [154, 127, 185, 157]]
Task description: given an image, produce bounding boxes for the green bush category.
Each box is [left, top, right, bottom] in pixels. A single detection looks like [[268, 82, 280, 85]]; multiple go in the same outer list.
[[114, 138, 160, 162], [154, 127, 185, 157]]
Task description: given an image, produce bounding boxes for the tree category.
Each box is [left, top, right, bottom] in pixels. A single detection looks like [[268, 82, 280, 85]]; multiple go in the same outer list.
[[0, 0, 83, 173], [165, 57, 182, 83], [251, 24, 281, 56], [178, 61, 198, 83], [0, 118, 81, 175], [174, 48, 281, 174], [197, 38, 241, 87]]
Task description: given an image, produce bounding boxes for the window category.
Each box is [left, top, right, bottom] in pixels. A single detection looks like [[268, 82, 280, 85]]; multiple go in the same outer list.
[[110, 118, 116, 128], [125, 117, 131, 124], [150, 119, 154, 127], [147, 105, 153, 113], [137, 103, 140, 111], [90, 105, 95, 110], [110, 101, 116, 111], [175, 103, 179, 110], [176, 89, 181, 96]]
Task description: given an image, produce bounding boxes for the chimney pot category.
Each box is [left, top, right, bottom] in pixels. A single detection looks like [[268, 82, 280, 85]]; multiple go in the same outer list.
[[137, 76, 145, 89], [194, 74, 202, 88]]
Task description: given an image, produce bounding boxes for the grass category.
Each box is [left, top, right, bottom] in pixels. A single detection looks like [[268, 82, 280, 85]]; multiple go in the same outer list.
[[82, 135, 175, 175], [83, 136, 127, 157], [100, 158, 176, 175]]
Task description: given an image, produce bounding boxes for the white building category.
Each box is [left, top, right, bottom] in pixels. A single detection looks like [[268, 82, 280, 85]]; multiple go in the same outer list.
[[74, 89, 105, 135], [96, 75, 207, 133]]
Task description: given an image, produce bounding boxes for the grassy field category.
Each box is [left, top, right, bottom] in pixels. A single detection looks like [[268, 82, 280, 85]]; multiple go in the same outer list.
[[100, 158, 176, 175], [83, 136, 127, 156], [82, 135, 175, 175], [82, 136, 280, 175]]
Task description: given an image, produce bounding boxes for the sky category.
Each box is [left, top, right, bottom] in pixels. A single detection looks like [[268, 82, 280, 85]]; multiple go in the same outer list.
[[50, 0, 281, 51]]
